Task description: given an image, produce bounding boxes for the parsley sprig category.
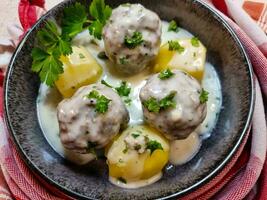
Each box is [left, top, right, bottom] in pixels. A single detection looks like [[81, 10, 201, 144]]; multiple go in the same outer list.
[[31, 0, 112, 86], [143, 91, 177, 113], [31, 21, 71, 86], [86, 90, 111, 113]]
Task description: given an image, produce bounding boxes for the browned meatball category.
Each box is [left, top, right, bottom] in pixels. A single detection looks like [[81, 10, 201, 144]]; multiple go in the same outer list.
[[140, 70, 207, 140], [57, 84, 129, 154]]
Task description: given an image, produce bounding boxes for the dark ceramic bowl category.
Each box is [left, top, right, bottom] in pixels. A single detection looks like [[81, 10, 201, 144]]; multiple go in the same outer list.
[[4, 0, 254, 199]]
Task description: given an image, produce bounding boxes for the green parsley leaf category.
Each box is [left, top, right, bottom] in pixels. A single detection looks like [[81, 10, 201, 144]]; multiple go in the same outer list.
[[97, 51, 108, 59], [119, 57, 128, 65], [87, 90, 111, 113], [199, 89, 209, 104], [143, 91, 177, 113], [88, 20, 103, 40], [79, 53, 85, 59], [31, 48, 63, 86], [168, 40, 185, 53], [122, 147, 128, 154], [146, 140, 163, 155], [124, 31, 144, 49], [124, 98, 132, 106], [117, 177, 127, 184], [143, 97, 160, 113], [159, 91, 177, 109], [89, 0, 112, 39], [62, 3, 87, 38], [158, 69, 174, 80], [191, 37, 200, 47], [131, 133, 140, 138], [101, 80, 113, 88], [37, 20, 72, 56], [115, 81, 131, 97], [168, 20, 179, 32]]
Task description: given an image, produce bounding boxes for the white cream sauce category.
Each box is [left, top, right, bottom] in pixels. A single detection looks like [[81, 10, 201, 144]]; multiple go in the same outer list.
[[37, 20, 222, 186], [109, 173, 162, 189]]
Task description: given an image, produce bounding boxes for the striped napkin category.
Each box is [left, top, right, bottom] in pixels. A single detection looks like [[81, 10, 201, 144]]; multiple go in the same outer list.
[[0, 0, 266, 199]]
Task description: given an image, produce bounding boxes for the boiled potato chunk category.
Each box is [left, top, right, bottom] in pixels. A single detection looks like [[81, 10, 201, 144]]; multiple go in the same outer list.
[[106, 125, 169, 183], [55, 46, 102, 98], [153, 38, 206, 81]]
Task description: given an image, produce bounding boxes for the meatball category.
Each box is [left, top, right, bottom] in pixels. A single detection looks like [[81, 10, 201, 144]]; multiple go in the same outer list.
[[140, 70, 207, 140], [103, 4, 161, 75], [57, 84, 129, 154]]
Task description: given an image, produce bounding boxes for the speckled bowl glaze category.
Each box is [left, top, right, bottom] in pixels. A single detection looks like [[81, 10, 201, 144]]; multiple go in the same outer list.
[[4, 0, 254, 199]]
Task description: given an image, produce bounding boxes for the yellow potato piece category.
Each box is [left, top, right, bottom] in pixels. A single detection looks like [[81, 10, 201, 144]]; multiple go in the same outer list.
[[142, 149, 169, 179], [55, 46, 102, 98], [106, 125, 169, 182], [153, 39, 206, 81]]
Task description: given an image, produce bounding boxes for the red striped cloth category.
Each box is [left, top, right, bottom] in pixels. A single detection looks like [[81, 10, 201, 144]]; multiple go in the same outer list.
[[0, 0, 266, 199]]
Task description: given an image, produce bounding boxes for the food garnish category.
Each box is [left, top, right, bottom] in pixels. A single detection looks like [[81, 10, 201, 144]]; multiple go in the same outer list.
[[101, 80, 113, 88], [124, 31, 144, 49], [158, 69, 174, 80], [143, 91, 177, 113], [146, 140, 163, 155], [117, 177, 127, 184], [191, 37, 200, 47], [32, 0, 112, 86], [115, 81, 131, 97], [168, 40, 185, 53], [86, 90, 111, 113], [199, 89, 209, 104], [168, 20, 179, 32], [97, 51, 108, 59]]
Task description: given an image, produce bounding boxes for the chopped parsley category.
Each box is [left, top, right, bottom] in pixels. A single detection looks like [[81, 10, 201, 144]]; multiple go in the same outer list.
[[143, 91, 177, 113], [143, 97, 160, 113], [119, 57, 128, 65], [87, 141, 98, 155], [168, 40, 185, 53], [158, 69, 174, 80], [117, 177, 127, 184], [146, 140, 163, 155], [159, 91, 177, 109], [122, 147, 128, 154], [79, 53, 85, 59], [97, 51, 108, 59], [86, 90, 111, 113], [101, 80, 113, 88], [199, 89, 209, 104], [115, 81, 131, 97], [124, 98, 132, 106], [124, 31, 144, 49], [100, 80, 132, 105], [191, 37, 200, 47], [131, 133, 140, 138], [168, 20, 179, 32], [31, 0, 112, 86]]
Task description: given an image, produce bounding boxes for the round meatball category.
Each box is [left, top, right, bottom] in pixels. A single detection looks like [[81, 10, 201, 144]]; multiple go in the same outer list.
[[57, 84, 129, 154], [103, 4, 161, 75], [140, 70, 207, 140]]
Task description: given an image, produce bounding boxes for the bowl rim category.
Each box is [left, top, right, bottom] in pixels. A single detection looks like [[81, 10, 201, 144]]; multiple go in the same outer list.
[[3, 0, 255, 199]]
